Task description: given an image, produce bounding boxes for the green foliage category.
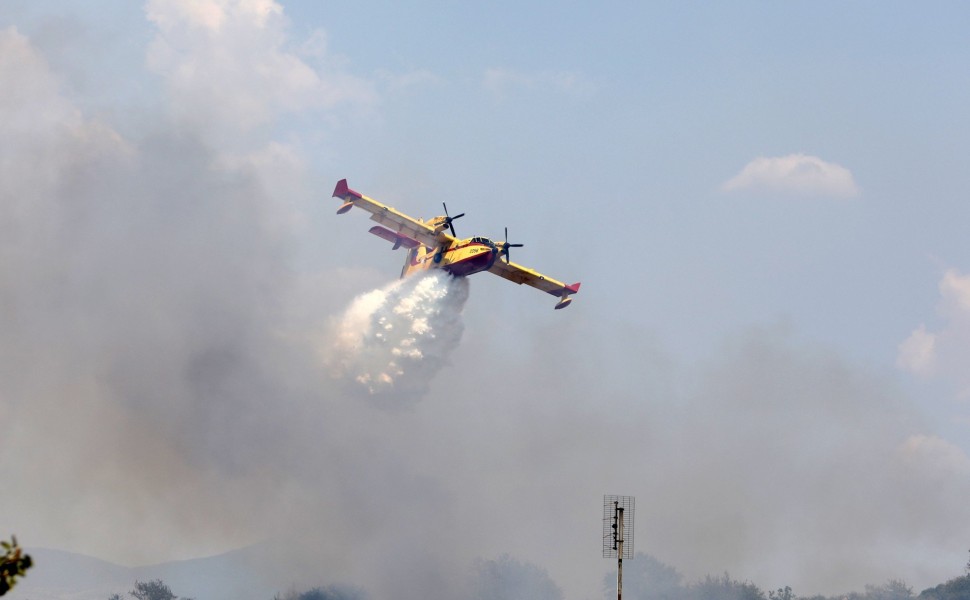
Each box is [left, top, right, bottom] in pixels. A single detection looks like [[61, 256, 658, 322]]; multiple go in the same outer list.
[[917, 550, 970, 600], [600, 556, 765, 600], [769, 586, 796, 600], [918, 575, 970, 600], [596, 551, 970, 600], [272, 585, 367, 600], [865, 580, 914, 600], [472, 554, 564, 600], [0, 535, 33, 597], [131, 579, 177, 600], [602, 553, 686, 600], [297, 586, 367, 600], [688, 573, 767, 600]]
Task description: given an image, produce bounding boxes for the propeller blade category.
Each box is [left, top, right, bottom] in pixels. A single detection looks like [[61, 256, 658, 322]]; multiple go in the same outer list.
[[502, 227, 524, 263], [442, 202, 464, 236]]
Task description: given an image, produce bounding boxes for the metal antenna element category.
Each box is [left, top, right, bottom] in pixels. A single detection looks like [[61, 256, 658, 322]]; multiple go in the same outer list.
[[603, 495, 635, 600]]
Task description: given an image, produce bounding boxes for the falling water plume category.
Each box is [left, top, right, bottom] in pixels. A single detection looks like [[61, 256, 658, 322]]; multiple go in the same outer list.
[[326, 271, 470, 406]]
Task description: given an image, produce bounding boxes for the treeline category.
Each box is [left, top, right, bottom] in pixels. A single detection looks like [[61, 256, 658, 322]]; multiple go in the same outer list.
[[607, 553, 970, 600], [109, 580, 366, 600], [103, 551, 970, 600]]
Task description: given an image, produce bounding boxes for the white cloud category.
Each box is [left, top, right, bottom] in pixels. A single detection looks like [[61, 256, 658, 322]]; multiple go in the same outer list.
[[0, 26, 97, 143], [896, 324, 937, 376], [145, 0, 284, 32], [145, 0, 229, 31], [898, 269, 970, 398], [482, 67, 594, 99], [145, 0, 375, 140], [377, 67, 441, 93], [721, 153, 860, 198], [940, 269, 970, 316], [898, 434, 970, 477]]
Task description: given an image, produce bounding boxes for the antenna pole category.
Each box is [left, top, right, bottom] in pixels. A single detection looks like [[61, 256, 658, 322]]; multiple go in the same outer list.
[[616, 504, 624, 600], [603, 495, 634, 600]]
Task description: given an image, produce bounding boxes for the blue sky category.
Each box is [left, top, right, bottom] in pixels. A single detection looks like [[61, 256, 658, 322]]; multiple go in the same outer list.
[[2, 2, 970, 599], [291, 0, 970, 361]]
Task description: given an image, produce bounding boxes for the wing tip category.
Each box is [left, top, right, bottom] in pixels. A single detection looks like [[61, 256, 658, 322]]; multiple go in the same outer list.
[[554, 282, 581, 309]]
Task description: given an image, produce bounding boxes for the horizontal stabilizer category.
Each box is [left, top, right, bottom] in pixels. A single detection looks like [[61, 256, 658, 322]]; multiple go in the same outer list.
[[369, 226, 420, 249]]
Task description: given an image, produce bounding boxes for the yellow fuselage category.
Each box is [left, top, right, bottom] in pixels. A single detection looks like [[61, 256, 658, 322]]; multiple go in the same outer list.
[[402, 237, 499, 278]]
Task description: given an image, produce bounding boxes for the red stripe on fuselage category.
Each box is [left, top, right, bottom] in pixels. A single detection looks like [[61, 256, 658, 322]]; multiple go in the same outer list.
[[443, 243, 497, 276], [409, 242, 497, 274], [444, 242, 487, 254]]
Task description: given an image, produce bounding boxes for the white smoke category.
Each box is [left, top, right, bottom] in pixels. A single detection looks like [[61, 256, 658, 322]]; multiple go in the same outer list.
[[326, 271, 470, 405]]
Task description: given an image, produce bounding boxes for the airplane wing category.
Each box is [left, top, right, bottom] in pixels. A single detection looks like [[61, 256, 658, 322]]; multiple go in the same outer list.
[[487, 259, 581, 309], [332, 179, 452, 249], [368, 225, 421, 249]]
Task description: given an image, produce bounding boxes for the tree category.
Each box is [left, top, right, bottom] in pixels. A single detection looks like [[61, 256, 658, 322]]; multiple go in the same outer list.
[[130, 579, 177, 600], [769, 586, 796, 600], [0, 536, 32, 597], [865, 580, 913, 600], [296, 586, 367, 600], [273, 585, 367, 600], [602, 553, 686, 600], [918, 550, 970, 600], [471, 554, 564, 600], [686, 573, 766, 600], [918, 576, 970, 600]]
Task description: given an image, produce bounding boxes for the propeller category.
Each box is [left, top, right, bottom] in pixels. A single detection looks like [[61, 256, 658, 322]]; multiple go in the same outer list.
[[442, 202, 464, 237], [501, 227, 524, 263]]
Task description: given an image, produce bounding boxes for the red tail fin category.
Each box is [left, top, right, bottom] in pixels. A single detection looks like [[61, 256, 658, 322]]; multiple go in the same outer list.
[[332, 178, 362, 200]]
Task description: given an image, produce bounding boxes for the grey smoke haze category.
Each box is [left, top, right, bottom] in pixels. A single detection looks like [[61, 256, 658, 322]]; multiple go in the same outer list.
[[2, 4, 970, 600]]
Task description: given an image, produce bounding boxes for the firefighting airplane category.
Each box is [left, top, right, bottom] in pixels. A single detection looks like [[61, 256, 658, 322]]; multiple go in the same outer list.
[[332, 179, 581, 309]]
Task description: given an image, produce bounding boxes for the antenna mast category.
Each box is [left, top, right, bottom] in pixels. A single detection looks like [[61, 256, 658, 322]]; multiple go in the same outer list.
[[603, 495, 635, 600]]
